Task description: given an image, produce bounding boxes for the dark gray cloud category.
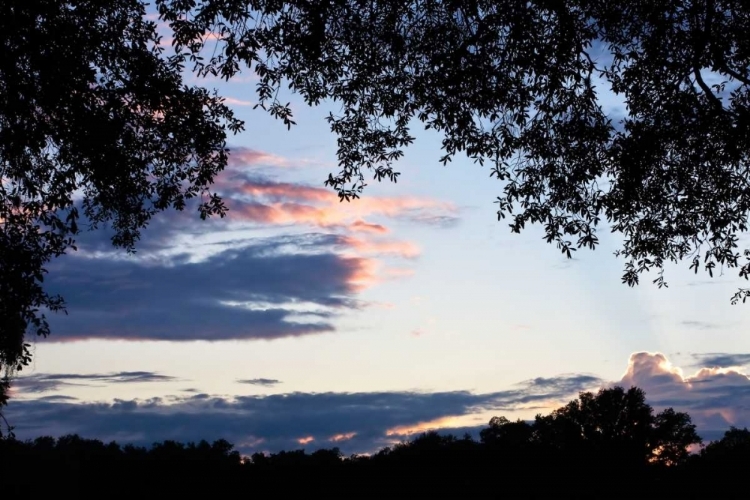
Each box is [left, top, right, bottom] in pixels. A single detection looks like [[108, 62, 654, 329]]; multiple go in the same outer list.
[[519, 374, 603, 394], [5, 374, 598, 455], [403, 213, 460, 228], [692, 353, 750, 368], [13, 371, 177, 393], [237, 378, 282, 387], [34, 395, 79, 402], [42, 234, 368, 341]]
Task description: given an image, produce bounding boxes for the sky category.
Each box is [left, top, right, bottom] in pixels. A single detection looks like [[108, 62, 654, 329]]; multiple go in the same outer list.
[[7, 17, 750, 456]]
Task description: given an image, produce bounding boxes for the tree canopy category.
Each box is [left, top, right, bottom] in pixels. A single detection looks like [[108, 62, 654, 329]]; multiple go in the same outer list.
[[3, 0, 750, 414], [157, 0, 750, 298], [0, 0, 242, 404]]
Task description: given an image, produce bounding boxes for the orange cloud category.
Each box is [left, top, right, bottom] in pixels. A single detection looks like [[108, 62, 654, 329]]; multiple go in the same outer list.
[[226, 196, 454, 232], [345, 257, 380, 292], [329, 432, 357, 442], [385, 416, 463, 437], [350, 220, 388, 234], [215, 170, 457, 237], [297, 436, 315, 445]]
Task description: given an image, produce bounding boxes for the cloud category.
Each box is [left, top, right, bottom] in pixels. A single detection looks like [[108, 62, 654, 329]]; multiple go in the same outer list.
[[227, 147, 293, 169], [13, 353, 750, 455], [519, 374, 604, 394], [350, 220, 388, 234], [215, 171, 458, 232], [35, 395, 79, 402], [43, 234, 373, 341], [5, 373, 600, 455], [65, 166, 457, 325], [692, 353, 750, 368], [13, 371, 176, 393], [237, 379, 282, 387], [223, 97, 254, 106], [617, 352, 750, 440], [681, 320, 721, 330]]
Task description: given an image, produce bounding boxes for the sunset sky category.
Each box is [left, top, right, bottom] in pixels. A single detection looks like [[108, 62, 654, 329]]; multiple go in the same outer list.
[[7, 20, 750, 455]]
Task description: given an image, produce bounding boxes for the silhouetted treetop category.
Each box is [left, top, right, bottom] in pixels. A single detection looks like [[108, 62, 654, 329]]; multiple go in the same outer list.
[[532, 386, 700, 466], [158, 0, 750, 300]]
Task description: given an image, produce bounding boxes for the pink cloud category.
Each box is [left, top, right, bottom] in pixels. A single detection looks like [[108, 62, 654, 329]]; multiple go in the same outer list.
[[226, 147, 292, 169], [350, 220, 388, 234], [223, 189, 456, 231], [207, 171, 457, 287]]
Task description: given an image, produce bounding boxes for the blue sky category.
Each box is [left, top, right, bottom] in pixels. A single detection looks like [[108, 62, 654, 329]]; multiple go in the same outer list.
[[7, 20, 750, 455]]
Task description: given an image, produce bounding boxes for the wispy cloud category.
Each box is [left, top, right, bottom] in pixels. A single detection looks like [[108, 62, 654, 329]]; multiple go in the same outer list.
[[223, 97, 254, 106], [14, 372, 176, 393], [681, 320, 722, 330], [692, 353, 750, 368], [237, 378, 282, 387], [226, 147, 294, 169], [221, 182, 457, 232]]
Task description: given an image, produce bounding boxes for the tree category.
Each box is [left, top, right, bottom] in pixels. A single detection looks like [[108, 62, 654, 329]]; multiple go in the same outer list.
[[700, 426, 750, 463], [530, 387, 701, 467], [156, 0, 750, 301], [479, 416, 533, 449], [0, 0, 242, 417]]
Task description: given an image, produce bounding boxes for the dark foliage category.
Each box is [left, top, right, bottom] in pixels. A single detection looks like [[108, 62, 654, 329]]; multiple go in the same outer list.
[[0, 0, 242, 408], [0, 386, 726, 498], [157, 0, 750, 300]]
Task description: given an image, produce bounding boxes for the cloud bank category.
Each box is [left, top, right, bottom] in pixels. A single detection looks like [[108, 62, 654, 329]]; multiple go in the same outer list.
[[47, 154, 459, 343], [6, 374, 603, 455]]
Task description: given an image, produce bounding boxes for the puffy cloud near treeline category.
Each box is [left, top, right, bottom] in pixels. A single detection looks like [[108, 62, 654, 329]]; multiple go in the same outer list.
[[617, 351, 750, 442]]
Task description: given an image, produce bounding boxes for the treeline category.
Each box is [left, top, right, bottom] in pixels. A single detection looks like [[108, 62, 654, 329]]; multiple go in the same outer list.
[[2, 387, 749, 498]]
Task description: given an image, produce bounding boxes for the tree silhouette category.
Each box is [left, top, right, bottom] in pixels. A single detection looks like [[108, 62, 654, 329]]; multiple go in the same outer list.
[[0, 0, 242, 414], [157, 0, 750, 301], [530, 387, 700, 468], [0, 389, 734, 499]]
